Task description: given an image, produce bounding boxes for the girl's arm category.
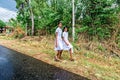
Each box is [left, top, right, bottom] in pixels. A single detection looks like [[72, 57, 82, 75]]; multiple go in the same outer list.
[[62, 36, 69, 46], [55, 32, 58, 47]]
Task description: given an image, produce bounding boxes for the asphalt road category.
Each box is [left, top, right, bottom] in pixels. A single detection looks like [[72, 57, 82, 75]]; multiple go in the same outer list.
[[0, 45, 89, 80]]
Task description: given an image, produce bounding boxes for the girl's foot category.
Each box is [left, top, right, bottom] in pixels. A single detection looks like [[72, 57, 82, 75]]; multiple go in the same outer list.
[[54, 56, 61, 62], [59, 56, 63, 60], [69, 58, 74, 61]]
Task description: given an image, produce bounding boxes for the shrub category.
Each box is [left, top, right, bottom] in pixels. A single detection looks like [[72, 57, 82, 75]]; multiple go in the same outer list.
[[11, 27, 25, 39]]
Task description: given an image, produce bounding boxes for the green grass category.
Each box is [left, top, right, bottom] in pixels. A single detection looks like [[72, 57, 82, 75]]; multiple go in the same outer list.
[[0, 36, 14, 40], [98, 44, 106, 52]]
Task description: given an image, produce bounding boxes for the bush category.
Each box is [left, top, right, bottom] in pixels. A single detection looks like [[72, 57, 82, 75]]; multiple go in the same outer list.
[[0, 20, 6, 28], [80, 0, 118, 40], [11, 27, 25, 39]]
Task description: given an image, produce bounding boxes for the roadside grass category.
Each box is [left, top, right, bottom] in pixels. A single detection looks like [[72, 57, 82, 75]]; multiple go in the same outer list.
[[0, 35, 120, 80]]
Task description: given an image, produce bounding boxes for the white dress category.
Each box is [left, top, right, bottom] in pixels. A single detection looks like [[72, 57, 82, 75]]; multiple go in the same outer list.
[[62, 32, 73, 53], [55, 27, 63, 50]]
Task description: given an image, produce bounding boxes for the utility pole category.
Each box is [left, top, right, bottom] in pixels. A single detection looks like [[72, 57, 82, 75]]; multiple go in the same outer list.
[[29, 0, 34, 36], [72, 0, 75, 42]]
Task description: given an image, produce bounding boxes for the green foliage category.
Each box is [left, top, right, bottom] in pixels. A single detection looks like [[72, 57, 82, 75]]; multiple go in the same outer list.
[[79, 0, 119, 40], [84, 52, 94, 58], [76, 26, 88, 33], [0, 20, 6, 28], [14, 0, 120, 43], [116, 0, 120, 7], [98, 44, 105, 52], [15, 0, 75, 35]]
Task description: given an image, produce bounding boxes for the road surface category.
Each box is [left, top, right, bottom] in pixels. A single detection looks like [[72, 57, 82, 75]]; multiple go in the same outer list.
[[0, 45, 89, 80]]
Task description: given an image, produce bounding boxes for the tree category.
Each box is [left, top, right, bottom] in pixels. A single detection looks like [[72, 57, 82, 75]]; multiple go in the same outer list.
[[0, 20, 6, 28], [116, 0, 120, 6], [16, 0, 34, 36], [29, 0, 34, 36], [14, 0, 120, 42], [77, 0, 119, 40]]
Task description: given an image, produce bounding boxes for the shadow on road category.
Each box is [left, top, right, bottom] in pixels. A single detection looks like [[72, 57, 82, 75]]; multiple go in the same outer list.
[[0, 45, 90, 80]]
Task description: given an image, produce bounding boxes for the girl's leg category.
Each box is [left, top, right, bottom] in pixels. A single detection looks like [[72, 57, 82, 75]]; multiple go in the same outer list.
[[59, 50, 63, 59], [69, 48, 74, 61], [57, 50, 60, 58], [55, 50, 60, 61]]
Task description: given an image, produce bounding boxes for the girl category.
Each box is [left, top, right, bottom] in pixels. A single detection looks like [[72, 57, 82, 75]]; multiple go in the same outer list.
[[54, 22, 63, 61], [62, 26, 74, 61]]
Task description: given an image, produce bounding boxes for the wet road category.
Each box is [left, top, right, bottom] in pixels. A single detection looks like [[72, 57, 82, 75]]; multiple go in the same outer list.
[[0, 45, 89, 80]]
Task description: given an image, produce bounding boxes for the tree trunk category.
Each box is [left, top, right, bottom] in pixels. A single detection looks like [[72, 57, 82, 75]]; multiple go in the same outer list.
[[72, 0, 75, 42], [25, 23, 28, 36], [29, 0, 34, 36], [31, 9, 34, 36]]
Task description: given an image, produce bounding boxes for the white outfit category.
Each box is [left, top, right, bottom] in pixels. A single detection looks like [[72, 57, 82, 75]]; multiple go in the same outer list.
[[62, 32, 73, 53], [55, 27, 63, 50]]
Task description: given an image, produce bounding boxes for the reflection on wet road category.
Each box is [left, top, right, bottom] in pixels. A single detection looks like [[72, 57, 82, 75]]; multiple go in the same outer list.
[[0, 46, 89, 80]]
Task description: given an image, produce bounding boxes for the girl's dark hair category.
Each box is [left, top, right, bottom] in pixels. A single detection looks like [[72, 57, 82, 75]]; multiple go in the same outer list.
[[58, 21, 62, 25], [63, 26, 69, 32]]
